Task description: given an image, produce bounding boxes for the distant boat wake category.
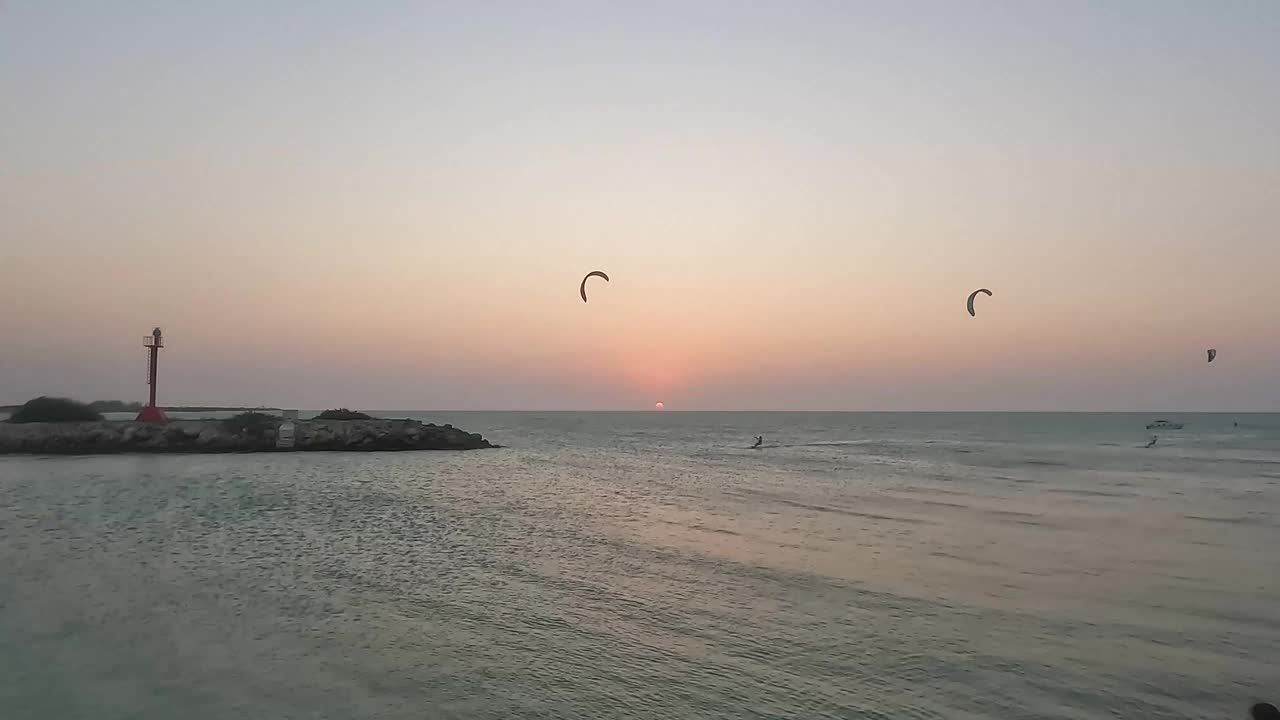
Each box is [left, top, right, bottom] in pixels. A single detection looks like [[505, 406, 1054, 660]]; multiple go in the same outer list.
[[745, 441, 867, 450]]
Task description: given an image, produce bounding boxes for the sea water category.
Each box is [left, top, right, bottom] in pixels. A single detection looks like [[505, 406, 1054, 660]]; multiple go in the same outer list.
[[1, 412, 1277, 719]]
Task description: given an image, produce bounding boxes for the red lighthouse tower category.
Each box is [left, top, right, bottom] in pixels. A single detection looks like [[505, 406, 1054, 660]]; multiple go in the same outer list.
[[136, 327, 169, 424]]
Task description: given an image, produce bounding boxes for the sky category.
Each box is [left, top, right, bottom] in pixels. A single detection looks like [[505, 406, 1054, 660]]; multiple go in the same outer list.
[[1, 1, 1278, 411]]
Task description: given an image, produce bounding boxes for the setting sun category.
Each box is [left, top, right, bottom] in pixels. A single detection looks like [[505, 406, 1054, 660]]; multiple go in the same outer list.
[[654, 402, 665, 410]]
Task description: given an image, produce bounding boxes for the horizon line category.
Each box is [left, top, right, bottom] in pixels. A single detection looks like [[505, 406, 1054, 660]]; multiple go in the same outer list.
[[222, 408, 1277, 414], [3, 404, 1273, 415]]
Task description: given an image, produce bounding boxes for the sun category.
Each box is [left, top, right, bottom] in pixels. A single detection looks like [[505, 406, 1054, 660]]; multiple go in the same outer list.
[[654, 401, 665, 410]]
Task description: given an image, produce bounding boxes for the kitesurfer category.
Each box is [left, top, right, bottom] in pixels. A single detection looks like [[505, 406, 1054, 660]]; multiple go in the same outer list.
[[966, 288, 992, 317], [580, 271, 610, 303]]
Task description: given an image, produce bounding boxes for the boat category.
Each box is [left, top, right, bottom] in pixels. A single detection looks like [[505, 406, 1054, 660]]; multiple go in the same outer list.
[[1145, 420, 1184, 430]]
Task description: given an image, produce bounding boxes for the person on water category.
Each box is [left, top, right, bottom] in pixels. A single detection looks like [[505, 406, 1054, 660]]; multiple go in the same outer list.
[[752, 435, 763, 448]]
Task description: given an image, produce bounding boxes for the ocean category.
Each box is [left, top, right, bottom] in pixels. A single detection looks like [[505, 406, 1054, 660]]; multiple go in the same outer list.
[[1, 412, 1277, 719]]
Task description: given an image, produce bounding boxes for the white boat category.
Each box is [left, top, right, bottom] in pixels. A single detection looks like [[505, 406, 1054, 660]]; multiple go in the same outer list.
[[1145, 420, 1184, 430]]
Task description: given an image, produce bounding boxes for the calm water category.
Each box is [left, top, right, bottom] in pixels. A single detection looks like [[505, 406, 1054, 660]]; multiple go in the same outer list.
[[1, 412, 1277, 719]]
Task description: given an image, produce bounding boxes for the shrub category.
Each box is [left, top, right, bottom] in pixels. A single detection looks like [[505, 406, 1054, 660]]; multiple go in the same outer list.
[[315, 408, 373, 420], [222, 411, 279, 437], [8, 396, 103, 423]]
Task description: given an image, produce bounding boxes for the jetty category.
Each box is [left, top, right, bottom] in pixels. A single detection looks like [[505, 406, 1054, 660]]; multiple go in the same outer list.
[[0, 417, 494, 455]]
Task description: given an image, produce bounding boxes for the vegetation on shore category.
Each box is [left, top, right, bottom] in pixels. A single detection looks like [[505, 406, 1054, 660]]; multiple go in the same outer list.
[[7, 397, 104, 423], [2, 399, 378, 423], [315, 408, 374, 420], [221, 412, 280, 438]]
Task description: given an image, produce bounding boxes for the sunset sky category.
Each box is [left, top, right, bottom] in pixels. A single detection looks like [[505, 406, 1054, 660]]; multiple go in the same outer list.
[[2, 2, 1278, 410]]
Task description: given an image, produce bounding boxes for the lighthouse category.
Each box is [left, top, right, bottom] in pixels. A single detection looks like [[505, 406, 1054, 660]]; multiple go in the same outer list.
[[136, 327, 169, 424]]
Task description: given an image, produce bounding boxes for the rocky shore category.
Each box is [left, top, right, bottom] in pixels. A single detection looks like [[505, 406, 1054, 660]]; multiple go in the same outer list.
[[0, 418, 495, 455]]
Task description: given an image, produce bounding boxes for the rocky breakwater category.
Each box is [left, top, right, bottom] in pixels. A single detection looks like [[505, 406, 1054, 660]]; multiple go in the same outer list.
[[0, 418, 494, 455]]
